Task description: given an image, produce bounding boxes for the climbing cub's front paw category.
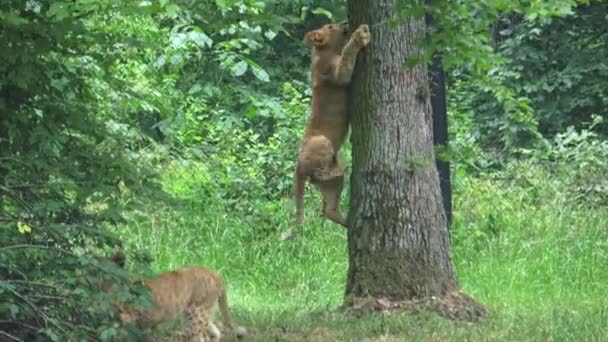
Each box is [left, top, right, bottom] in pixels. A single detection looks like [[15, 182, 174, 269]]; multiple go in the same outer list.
[[353, 24, 371, 48]]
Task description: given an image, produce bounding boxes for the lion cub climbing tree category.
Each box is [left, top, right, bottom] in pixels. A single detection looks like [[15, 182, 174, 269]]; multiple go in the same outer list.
[[283, 22, 370, 240]]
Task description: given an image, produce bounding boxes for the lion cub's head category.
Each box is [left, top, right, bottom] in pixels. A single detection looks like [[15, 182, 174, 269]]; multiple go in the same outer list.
[[304, 22, 349, 53]]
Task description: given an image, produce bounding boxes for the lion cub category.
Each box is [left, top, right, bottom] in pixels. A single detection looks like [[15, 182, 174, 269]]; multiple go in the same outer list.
[[284, 22, 370, 239], [109, 254, 246, 342]]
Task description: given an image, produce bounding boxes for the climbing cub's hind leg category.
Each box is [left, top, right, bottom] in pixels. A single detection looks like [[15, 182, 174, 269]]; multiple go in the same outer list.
[[312, 168, 347, 227], [285, 134, 340, 240]]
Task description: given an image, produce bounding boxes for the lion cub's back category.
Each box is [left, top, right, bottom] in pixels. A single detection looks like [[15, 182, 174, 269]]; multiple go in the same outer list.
[[144, 266, 222, 322], [182, 266, 223, 308]]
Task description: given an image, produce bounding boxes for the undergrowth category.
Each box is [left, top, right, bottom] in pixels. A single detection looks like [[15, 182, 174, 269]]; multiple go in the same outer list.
[[113, 146, 608, 341]]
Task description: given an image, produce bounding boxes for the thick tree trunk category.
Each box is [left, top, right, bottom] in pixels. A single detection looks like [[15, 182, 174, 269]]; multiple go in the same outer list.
[[345, 0, 465, 305]]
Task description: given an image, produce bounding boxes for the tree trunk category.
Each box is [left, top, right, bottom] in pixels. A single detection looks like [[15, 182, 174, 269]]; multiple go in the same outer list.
[[345, 0, 474, 312], [425, 4, 452, 227], [429, 54, 452, 227]]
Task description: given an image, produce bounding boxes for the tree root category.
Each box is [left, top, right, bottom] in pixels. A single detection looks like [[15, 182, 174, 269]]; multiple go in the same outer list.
[[343, 289, 487, 321]]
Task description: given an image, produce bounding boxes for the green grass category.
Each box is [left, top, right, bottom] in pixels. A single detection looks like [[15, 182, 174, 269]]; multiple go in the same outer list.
[[114, 168, 608, 341]]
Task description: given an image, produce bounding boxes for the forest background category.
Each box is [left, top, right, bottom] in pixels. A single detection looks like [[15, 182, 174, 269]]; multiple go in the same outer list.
[[1, 0, 607, 340]]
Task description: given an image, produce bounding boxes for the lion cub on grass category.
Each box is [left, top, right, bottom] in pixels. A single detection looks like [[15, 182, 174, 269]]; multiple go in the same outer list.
[[109, 254, 246, 342], [283, 22, 370, 239]]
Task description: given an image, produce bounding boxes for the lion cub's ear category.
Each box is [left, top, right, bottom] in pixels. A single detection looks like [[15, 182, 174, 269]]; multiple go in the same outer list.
[[304, 29, 327, 47]]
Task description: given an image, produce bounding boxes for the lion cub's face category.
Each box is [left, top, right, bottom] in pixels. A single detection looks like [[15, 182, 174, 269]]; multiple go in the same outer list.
[[305, 23, 349, 53]]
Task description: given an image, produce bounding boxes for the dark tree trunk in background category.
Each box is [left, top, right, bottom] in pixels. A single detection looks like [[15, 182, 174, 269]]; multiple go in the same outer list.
[[429, 55, 451, 227], [426, 7, 452, 227], [0, 90, 7, 211], [344, 1, 482, 316]]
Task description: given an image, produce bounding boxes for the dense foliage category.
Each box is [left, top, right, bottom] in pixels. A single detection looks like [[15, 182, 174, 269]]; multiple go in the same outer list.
[[1, 0, 606, 340], [452, 1, 608, 149]]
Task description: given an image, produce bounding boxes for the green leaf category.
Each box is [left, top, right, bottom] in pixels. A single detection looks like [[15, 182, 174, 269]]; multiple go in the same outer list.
[[1, 13, 29, 26], [231, 61, 248, 76], [251, 65, 270, 82], [8, 304, 20, 318], [100, 327, 118, 341], [164, 4, 180, 17], [264, 30, 277, 40], [215, 0, 228, 9], [189, 31, 213, 48], [171, 33, 187, 48], [47, 2, 71, 21], [312, 7, 333, 20], [42, 329, 61, 342]]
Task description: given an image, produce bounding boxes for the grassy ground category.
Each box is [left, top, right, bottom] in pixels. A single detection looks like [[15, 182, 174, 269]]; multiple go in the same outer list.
[[114, 167, 608, 341]]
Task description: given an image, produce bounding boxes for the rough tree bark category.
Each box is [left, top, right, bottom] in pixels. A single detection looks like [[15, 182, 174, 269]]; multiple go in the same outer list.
[[345, 0, 483, 318]]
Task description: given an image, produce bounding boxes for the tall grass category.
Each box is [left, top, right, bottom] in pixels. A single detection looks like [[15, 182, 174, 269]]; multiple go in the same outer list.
[[113, 158, 608, 341]]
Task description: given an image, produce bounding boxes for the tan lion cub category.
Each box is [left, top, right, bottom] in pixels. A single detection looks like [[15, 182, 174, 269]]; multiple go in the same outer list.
[[283, 22, 371, 240], [109, 254, 246, 342]]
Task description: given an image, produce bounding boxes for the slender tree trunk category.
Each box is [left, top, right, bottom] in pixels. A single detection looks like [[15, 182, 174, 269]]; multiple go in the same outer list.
[[429, 54, 452, 227], [345, 1, 478, 314], [0, 90, 8, 211], [425, 5, 452, 227]]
